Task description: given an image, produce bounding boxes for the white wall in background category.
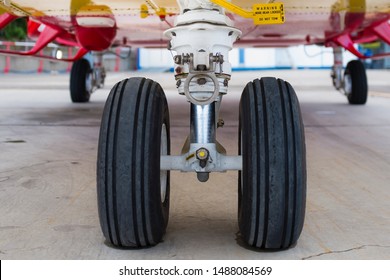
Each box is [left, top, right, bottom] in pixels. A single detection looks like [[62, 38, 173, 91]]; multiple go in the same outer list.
[[138, 46, 357, 69]]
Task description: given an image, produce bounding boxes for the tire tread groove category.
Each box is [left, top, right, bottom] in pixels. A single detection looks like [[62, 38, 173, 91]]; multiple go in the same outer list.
[[112, 79, 129, 247], [260, 78, 269, 248], [140, 80, 153, 246], [131, 78, 145, 247]]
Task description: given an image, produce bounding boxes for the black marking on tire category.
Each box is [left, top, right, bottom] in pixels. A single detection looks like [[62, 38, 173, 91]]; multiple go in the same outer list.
[[104, 82, 120, 244]]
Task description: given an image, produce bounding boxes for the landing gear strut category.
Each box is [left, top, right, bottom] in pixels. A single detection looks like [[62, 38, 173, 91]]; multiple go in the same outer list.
[[97, 2, 307, 249]]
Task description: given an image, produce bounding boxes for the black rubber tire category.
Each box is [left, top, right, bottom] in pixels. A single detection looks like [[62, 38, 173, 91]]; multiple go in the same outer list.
[[70, 58, 91, 103], [97, 77, 170, 248], [344, 60, 368, 105], [238, 77, 306, 249]]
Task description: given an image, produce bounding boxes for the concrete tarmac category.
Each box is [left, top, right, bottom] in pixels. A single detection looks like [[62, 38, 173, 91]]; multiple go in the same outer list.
[[0, 70, 389, 259]]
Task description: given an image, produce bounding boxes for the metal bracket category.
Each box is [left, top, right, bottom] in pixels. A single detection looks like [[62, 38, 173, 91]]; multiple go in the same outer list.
[[183, 72, 220, 106], [176, 52, 225, 105], [0, 13, 17, 29], [162, 142, 242, 173], [331, 29, 390, 60]]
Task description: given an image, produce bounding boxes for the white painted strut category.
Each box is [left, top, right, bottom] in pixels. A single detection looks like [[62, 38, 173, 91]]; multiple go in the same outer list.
[[161, 3, 243, 176], [164, 8, 241, 105], [177, 0, 222, 12]]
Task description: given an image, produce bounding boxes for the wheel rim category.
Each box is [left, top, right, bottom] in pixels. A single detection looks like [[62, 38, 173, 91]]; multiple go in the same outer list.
[[85, 70, 93, 93], [239, 130, 243, 198], [160, 123, 168, 203], [344, 73, 352, 96]]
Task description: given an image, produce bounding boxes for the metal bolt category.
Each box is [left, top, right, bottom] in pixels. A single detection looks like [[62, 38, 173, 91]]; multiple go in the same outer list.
[[217, 119, 225, 128], [196, 148, 209, 161], [196, 148, 209, 168], [197, 78, 207, 85], [211, 53, 224, 64], [175, 66, 183, 75], [182, 54, 191, 64], [174, 55, 182, 64]]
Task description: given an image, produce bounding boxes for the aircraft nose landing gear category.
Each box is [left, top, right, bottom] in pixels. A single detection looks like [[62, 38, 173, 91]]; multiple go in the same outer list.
[[97, 3, 307, 250]]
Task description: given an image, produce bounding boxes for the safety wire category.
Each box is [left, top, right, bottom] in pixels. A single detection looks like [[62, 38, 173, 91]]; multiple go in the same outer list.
[[303, 45, 333, 58], [105, 48, 132, 60]]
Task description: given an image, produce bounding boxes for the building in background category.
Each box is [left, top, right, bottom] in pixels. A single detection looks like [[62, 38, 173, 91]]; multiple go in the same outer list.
[[138, 45, 362, 70], [1, 43, 389, 73]]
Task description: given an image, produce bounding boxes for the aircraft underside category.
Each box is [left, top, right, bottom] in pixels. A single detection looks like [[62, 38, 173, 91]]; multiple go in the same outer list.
[[0, 0, 389, 249]]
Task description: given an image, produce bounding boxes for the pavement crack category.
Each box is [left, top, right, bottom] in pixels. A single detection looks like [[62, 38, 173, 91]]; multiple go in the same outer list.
[[0, 160, 72, 175], [0, 176, 10, 182], [302, 245, 390, 260], [0, 161, 52, 174]]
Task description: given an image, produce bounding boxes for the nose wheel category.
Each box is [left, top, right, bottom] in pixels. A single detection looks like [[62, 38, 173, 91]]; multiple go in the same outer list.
[[97, 77, 170, 248], [239, 77, 306, 249]]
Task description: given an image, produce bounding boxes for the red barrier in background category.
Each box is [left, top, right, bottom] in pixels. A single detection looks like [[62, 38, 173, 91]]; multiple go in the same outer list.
[[4, 42, 11, 73], [1, 41, 124, 73], [114, 47, 120, 72], [1, 41, 75, 73]]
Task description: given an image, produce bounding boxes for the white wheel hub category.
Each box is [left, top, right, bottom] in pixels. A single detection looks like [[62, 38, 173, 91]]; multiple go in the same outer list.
[[160, 124, 168, 203], [344, 73, 352, 96]]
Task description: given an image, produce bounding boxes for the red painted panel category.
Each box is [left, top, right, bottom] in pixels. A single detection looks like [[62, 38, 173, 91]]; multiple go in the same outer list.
[[75, 25, 116, 51]]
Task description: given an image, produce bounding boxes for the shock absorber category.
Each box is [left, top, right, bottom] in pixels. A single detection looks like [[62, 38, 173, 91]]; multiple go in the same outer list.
[[161, 3, 242, 182]]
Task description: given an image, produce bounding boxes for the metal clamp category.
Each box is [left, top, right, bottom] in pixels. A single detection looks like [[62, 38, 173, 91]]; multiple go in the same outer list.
[[183, 72, 220, 106]]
